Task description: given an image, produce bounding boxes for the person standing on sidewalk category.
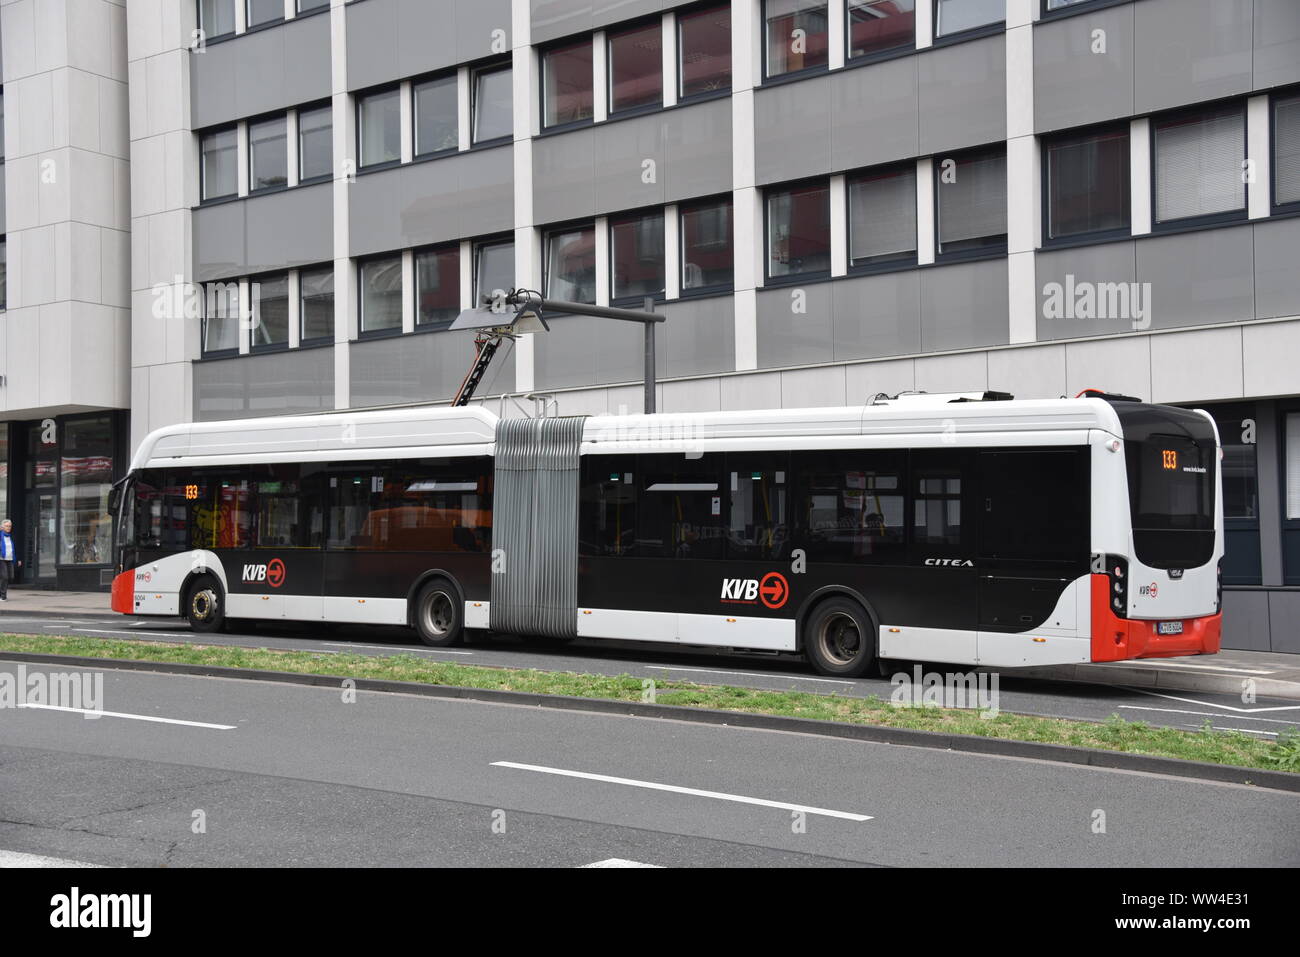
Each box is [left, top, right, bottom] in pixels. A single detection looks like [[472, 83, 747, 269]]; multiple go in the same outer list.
[[0, 519, 19, 601]]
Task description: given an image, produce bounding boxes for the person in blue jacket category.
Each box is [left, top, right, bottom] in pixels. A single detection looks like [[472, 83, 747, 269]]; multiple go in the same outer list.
[[0, 519, 18, 601]]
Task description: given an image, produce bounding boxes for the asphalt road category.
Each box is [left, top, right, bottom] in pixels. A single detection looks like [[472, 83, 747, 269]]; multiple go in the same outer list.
[[1, 662, 1297, 867], [1, 612, 1297, 739]]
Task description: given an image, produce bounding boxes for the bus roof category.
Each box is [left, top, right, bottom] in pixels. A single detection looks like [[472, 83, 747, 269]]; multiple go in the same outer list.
[[130, 397, 1138, 469]]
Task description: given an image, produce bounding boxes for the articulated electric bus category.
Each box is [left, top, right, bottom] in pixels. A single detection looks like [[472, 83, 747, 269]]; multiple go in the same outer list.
[[110, 390, 1224, 677]]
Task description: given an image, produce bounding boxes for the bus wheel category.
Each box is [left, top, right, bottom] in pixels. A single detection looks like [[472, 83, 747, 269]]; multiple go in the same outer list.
[[185, 575, 226, 634], [804, 598, 878, 677], [413, 580, 462, 647]]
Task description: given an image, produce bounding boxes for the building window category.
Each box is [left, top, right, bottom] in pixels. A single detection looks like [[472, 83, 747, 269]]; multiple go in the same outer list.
[[359, 255, 403, 334], [474, 239, 515, 307], [767, 181, 831, 279], [848, 1, 915, 60], [200, 127, 238, 201], [298, 104, 333, 182], [297, 0, 330, 11], [246, 0, 283, 29], [0, 89, 5, 162], [543, 39, 594, 129], [679, 5, 732, 99], [358, 87, 401, 168], [936, 146, 1006, 256], [59, 416, 115, 567], [1153, 103, 1246, 226], [1274, 92, 1300, 209], [300, 266, 334, 342], [765, 0, 828, 78], [608, 21, 663, 115], [680, 197, 734, 292], [415, 245, 460, 329], [848, 164, 917, 267], [472, 64, 513, 145], [545, 224, 597, 304], [935, 0, 1004, 37], [0, 238, 6, 310], [1044, 125, 1130, 241], [248, 115, 288, 192], [610, 211, 665, 302], [202, 281, 241, 354], [414, 75, 459, 156], [1044, 0, 1093, 10], [250, 273, 290, 348], [1288, 413, 1300, 521], [197, 0, 235, 40]]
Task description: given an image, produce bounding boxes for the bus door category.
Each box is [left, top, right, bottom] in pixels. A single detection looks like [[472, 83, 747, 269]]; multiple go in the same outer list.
[[976, 449, 1089, 646]]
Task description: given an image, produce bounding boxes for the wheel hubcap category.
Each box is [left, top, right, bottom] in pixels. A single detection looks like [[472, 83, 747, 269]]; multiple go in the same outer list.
[[192, 589, 216, 621], [819, 612, 861, 666], [423, 592, 454, 637]]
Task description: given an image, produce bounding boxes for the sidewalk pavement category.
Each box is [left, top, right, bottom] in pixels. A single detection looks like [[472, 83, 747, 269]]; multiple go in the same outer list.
[[2, 588, 1299, 700]]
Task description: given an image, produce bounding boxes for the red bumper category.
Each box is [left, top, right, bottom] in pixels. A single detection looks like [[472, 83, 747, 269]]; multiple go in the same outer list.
[[1089, 574, 1222, 662], [110, 569, 134, 615]]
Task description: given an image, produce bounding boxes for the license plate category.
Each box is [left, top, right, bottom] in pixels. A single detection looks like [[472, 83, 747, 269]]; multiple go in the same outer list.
[[1157, 621, 1184, 635]]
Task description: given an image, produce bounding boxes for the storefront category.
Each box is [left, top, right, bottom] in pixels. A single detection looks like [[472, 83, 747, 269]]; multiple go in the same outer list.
[[0, 412, 127, 591]]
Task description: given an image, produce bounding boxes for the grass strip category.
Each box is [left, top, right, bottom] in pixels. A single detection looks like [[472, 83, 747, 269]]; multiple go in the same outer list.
[[2, 631, 1296, 774]]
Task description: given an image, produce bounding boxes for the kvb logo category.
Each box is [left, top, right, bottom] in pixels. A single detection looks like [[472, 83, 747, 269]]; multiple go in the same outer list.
[[242, 558, 286, 588], [719, 572, 789, 609]]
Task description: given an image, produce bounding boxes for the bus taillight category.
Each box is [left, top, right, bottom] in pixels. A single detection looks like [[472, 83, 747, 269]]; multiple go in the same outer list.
[[1107, 555, 1129, 618]]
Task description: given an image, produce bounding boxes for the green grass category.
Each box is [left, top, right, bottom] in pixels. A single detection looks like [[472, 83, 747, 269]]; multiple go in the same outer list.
[[1, 631, 1295, 775]]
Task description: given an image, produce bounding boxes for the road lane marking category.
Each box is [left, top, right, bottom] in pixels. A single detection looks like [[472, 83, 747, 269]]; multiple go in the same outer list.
[[582, 858, 663, 868], [17, 703, 236, 730], [0, 850, 105, 868], [1120, 660, 1274, 675], [491, 761, 872, 822], [645, 665, 854, 686], [1128, 688, 1300, 714], [1207, 726, 1277, 736], [322, 642, 473, 655], [1118, 704, 1300, 726]]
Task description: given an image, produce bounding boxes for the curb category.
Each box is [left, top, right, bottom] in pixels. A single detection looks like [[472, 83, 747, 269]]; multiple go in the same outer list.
[[1006, 663, 1300, 701], [3, 651, 1297, 794]]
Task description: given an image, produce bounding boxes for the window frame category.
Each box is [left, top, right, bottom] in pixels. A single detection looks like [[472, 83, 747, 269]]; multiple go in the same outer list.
[[845, 160, 920, 274], [199, 124, 240, 204], [540, 36, 596, 133], [609, 208, 668, 305], [606, 17, 666, 119], [296, 100, 334, 185], [246, 111, 290, 195], [471, 61, 514, 148], [845, 0, 918, 66], [247, 271, 292, 353], [762, 0, 832, 83], [1280, 404, 1300, 585], [244, 0, 285, 32], [678, 194, 735, 298], [355, 84, 403, 172], [1150, 99, 1250, 234], [1270, 88, 1300, 216], [472, 236, 516, 309], [543, 220, 599, 305], [764, 177, 834, 284], [357, 253, 405, 339], [412, 70, 461, 160], [413, 242, 462, 331], [1039, 0, 1131, 21], [200, 279, 243, 358], [298, 264, 335, 346], [676, 3, 733, 104], [931, 0, 1006, 44], [932, 142, 1009, 263], [1040, 121, 1132, 248], [196, 0, 237, 42]]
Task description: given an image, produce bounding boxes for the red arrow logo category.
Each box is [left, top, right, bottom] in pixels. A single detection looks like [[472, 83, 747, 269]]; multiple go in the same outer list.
[[759, 572, 788, 609]]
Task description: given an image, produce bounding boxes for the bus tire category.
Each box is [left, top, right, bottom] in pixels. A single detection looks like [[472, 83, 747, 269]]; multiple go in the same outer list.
[[185, 575, 226, 634], [803, 597, 878, 678], [413, 579, 463, 647]]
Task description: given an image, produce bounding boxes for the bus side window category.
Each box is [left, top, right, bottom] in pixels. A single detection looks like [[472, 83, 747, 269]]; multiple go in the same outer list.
[[725, 453, 790, 561], [909, 451, 968, 555], [580, 455, 637, 557], [637, 453, 725, 560]]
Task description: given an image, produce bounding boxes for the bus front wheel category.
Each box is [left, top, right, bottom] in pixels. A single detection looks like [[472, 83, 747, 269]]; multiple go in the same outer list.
[[185, 575, 226, 634], [413, 580, 463, 647], [804, 597, 878, 678]]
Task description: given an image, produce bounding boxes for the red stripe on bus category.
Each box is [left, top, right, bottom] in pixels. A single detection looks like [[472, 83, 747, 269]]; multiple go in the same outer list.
[[110, 569, 135, 615], [1089, 574, 1221, 662]]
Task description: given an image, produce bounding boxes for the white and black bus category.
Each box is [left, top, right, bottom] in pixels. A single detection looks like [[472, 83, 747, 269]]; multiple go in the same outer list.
[[111, 390, 1224, 677]]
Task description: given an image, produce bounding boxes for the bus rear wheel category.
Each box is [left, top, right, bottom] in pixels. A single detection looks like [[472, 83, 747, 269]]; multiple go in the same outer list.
[[804, 597, 878, 677], [185, 575, 226, 634], [413, 580, 463, 647]]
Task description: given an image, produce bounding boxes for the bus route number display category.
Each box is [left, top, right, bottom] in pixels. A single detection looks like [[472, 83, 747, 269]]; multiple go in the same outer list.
[[184, 484, 200, 500], [1161, 449, 1178, 470]]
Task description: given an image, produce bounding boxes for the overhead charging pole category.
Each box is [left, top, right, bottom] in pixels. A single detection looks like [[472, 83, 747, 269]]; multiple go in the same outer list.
[[450, 290, 665, 413]]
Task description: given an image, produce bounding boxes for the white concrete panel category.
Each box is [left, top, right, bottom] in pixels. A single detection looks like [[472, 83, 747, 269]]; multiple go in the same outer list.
[[845, 357, 917, 402], [67, 67, 103, 152], [781, 365, 847, 408], [915, 352, 989, 394], [68, 221, 103, 303], [1, 0, 39, 81], [37, 301, 72, 408], [553, 387, 610, 417], [1063, 334, 1153, 401], [986, 343, 1067, 400], [68, 149, 117, 227], [719, 369, 781, 411], [1242, 319, 1300, 399], [35, 0, 71, 75], [148, 360, 192, 431], [1150, 326, 1245, 403], [69, 303, 119, 406], [101, 227, 130, 307], [131, 287, 166, 367], [4, 155, 39, 231], [99, 75, 130, 159], [3, 307, 42, 411], [128, 135, 167, 217], [16, 225, 58, 305], [144, 51, 185, 139]]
